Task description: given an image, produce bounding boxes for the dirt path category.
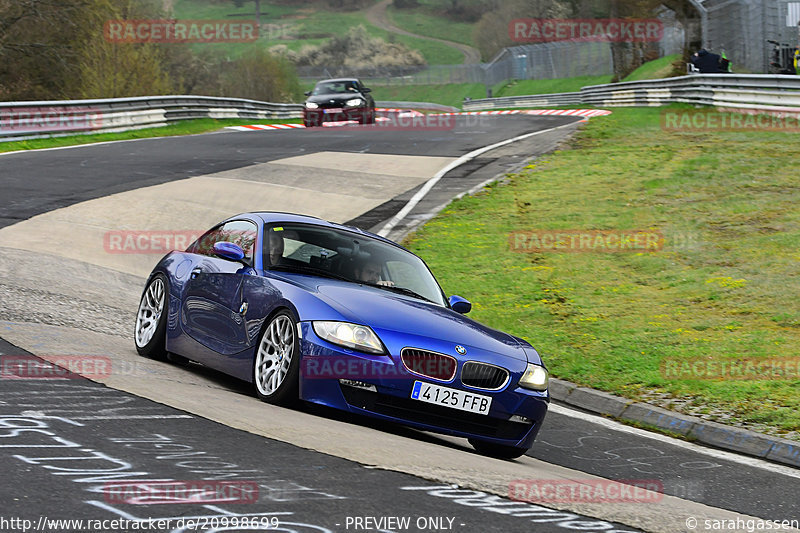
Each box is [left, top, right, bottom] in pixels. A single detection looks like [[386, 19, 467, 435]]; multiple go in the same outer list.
[[366, 0, 481, 64]]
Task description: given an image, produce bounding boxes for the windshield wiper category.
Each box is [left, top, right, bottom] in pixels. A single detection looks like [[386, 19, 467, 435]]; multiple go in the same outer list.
[[269, 264, 350, 282], [364, 283, 436, 304]]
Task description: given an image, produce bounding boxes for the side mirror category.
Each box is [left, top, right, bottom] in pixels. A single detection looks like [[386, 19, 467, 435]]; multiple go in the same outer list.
[[362, 87, 371, 93], [304, 91, 312, 97], [449, 295, 472, 314], [213, 241, 245, 263]]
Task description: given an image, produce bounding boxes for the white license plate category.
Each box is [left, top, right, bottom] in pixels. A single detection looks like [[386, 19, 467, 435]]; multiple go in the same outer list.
[[324, 108, 343, 114], [410, 381, 492, 415]]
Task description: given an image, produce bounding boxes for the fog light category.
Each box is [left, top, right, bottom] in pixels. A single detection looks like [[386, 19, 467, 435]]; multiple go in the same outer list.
[[339, 379, 377, 392]]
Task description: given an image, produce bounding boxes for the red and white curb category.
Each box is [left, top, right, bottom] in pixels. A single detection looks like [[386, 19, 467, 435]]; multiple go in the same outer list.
[[430, 109, 612, 118], [225, 108, 610, 131], [227, 123, 306, 131], [377, 108, 425, 118]]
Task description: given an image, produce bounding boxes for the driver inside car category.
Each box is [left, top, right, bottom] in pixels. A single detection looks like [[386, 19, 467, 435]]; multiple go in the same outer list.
[[354, 258, 394, 287], [268, 230, 285, 265]]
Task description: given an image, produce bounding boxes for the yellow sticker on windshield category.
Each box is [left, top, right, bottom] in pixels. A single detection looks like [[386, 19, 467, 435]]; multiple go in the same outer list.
[[273, 227, 283, 232]]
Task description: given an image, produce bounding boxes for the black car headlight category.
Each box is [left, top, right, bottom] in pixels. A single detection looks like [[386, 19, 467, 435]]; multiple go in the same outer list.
[[345, 98, 363, 107], [305, 102, 319, 109], [312, 321, 385, 354], [518, 363, 548, 391]]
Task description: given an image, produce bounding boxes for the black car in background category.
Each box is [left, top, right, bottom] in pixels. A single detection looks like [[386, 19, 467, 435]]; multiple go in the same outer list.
[[303, 78, 376, 127]]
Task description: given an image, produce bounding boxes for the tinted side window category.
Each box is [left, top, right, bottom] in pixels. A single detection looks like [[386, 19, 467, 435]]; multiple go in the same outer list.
[[217, 220, 258, 263], [188, 226, 223, 256], [188, 220, 257, 263]]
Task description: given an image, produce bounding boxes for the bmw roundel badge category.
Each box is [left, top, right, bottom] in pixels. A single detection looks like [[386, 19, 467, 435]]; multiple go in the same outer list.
[[455, 345, 467, 355]]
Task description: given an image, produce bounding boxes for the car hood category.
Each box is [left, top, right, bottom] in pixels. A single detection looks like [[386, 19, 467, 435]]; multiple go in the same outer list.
[[306, 94, 365, 105], [277, 274, 530, 362]]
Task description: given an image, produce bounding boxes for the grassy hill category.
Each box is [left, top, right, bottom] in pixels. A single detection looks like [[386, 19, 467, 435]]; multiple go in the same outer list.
[[623, 54, 682, 81], [172, 0, 464, 64], [386, 0, 478, 48], [173, 1, 682, 107]]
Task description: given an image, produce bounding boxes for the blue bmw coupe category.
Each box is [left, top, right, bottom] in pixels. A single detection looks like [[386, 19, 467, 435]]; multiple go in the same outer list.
[[135, 212, 549, 458]]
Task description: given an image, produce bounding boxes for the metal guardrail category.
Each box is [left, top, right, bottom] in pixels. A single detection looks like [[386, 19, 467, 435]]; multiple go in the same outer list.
[[6, 75, 800, 142], [376, 101, 460, 112], [0, 95, 303, 142], [464, 74, 800, 114], [463, 91, 583, 110]]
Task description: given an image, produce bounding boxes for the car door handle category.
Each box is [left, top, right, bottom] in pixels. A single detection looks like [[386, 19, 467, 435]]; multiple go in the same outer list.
[[191, 267, 202, 279]]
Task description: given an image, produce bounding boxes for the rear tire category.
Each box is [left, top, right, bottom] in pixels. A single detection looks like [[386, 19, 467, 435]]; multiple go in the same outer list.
[[469, 438, 528, 459], [134, 274, 168, 360], [253, 310, 300, 406]]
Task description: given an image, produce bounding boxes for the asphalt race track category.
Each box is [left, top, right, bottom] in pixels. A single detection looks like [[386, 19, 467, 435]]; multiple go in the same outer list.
[[1, 115, 797, 533]]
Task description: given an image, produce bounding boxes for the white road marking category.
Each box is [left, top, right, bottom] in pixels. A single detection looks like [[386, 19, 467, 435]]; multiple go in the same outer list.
[[548, 403, 800, 479], [376, 121, 580, 237], [69, 415, 194, 420]]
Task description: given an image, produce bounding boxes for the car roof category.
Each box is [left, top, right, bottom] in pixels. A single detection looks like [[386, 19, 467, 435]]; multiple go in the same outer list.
[[315, 78, 359, 84], [226, 212, 405, 250]]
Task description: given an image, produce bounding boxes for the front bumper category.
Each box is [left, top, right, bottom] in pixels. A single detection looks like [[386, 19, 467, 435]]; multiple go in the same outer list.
[[297, 322, 549, 449], [303, 107, 370, 124]]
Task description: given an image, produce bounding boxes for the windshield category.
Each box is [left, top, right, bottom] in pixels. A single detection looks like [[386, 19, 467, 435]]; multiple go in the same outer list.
[[264, 223, 446, 306], [312, 80, 359, 95]]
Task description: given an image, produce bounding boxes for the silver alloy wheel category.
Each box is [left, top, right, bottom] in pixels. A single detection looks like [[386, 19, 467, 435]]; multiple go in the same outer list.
[[255, 314, 295, 397], [135, 277, 165, 348]]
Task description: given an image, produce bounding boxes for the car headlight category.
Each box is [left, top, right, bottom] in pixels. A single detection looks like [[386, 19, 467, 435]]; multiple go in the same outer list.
[[305, 102, 319, 109], [345, 98, 363, 107], [518, 363, 548, 391], [312, 321, 385, 354]]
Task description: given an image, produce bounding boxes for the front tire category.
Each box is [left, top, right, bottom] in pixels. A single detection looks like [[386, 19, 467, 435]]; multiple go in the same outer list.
[[469, 438, 528, 459], [134, 274, 168, 360], [253, 310, 300, 405], [361, 109, 375, 124]]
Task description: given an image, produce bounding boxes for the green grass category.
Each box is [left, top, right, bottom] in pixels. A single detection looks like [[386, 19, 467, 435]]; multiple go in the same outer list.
[[172, 0, 463, 65], [171, 0, 303, 58], [0, 118, 297, 153], [405, 105, 800, 438], [359, 83, 485, 108], [387, 1, 477, 48], [172, 0, 299, 19], [623, 54, 681, 82], [357, 58, 679, 109], [494, 76, 613, 96], [358, 75, 612, 108], [363, 21, 463, 64]]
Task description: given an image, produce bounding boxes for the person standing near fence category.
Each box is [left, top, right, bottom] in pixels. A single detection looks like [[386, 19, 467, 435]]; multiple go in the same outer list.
[[691, 49, 723, 73], [795, 47, 800, 75]]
